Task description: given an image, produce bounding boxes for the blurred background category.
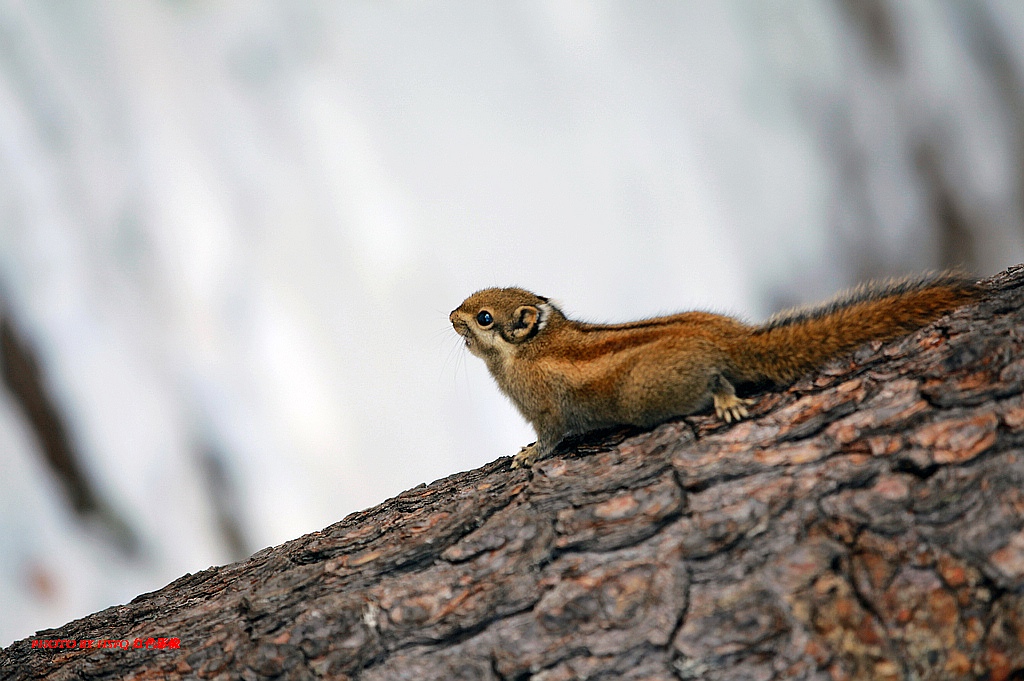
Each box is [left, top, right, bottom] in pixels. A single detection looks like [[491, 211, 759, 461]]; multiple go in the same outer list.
[[2, 0, 1023, 646]]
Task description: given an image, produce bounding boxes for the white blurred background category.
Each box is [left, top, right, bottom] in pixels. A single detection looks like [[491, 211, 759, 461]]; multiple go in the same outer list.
[[2, 0, 1023, 646]]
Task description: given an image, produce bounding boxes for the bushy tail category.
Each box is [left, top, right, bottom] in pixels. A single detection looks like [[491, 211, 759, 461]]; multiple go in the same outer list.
[[733, 272, 984, 385]]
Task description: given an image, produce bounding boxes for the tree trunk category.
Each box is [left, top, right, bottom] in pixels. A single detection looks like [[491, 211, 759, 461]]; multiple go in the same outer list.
[[4, 266, 1024, 681]]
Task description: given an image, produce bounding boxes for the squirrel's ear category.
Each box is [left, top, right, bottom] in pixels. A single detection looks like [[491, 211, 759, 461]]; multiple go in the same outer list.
[[509, 305, 540, 341]]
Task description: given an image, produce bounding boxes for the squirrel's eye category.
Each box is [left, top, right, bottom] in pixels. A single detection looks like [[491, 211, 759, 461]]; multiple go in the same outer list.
[[476, 310, 493, 327]]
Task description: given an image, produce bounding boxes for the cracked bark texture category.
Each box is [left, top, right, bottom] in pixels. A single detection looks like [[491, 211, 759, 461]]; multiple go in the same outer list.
[[4, 266, 1024, 681]]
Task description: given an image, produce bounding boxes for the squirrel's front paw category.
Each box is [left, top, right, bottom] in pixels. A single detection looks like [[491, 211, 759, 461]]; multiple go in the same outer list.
[[713, 393, 753, 423], [511, 443, 541, 469]]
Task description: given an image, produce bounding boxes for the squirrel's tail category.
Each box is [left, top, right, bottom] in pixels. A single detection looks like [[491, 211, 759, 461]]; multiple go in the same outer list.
[[733, 272, 985, 385]]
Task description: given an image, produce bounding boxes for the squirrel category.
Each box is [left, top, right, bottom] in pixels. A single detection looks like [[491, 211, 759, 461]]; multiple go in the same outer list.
[[450, 272, 984, 468]]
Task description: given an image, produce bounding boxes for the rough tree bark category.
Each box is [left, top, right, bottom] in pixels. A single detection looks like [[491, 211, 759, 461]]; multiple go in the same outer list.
[[4, 266, 1024, 681]]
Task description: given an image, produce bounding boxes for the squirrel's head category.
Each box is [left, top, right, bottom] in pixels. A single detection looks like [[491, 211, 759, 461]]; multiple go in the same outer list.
[[450, 287, 558, 359]]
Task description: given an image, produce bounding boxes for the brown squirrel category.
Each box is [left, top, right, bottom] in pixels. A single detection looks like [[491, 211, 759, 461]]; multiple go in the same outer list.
[[450, 273, 984, 468]]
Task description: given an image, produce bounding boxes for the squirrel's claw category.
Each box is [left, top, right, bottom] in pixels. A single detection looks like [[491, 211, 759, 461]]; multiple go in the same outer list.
[[714, 393, 752, 423], [511, 443, 541, 469]]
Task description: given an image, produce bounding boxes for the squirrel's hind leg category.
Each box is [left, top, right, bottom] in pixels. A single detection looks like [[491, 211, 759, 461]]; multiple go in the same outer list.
[[710, 373, 753, 423]]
